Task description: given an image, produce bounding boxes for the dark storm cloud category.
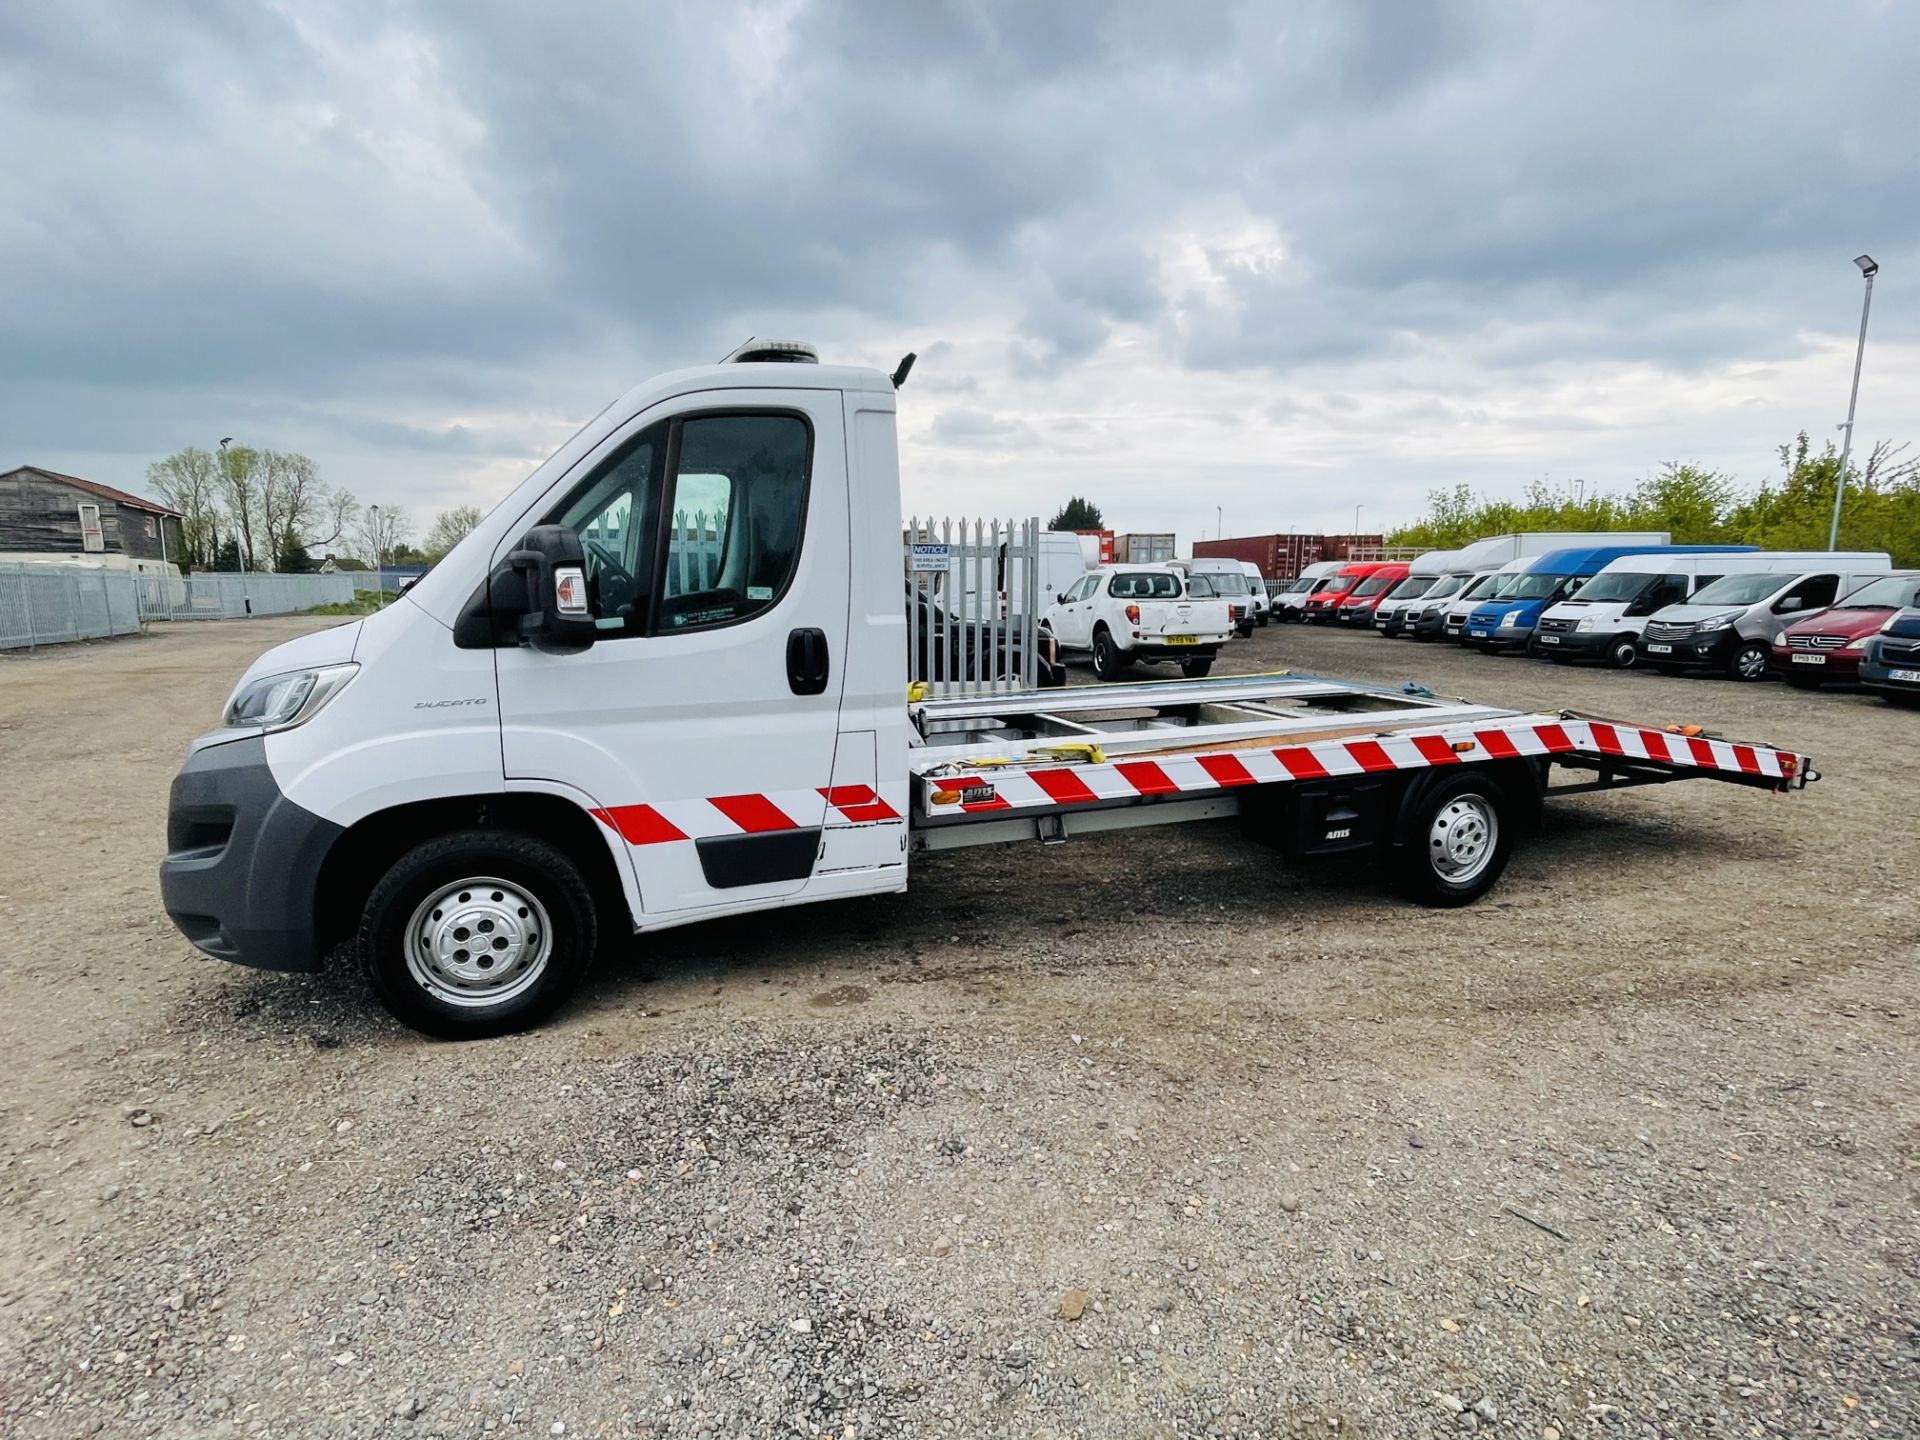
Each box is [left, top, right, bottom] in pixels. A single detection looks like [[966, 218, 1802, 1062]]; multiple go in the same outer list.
[[1, 0, 1915, 501]]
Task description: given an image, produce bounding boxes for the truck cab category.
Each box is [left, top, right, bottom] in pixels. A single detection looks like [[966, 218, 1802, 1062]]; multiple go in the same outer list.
[[1302, 561, 1388, 624], [1335, 562, 1411, 625], [162, 347, 919, 1035]]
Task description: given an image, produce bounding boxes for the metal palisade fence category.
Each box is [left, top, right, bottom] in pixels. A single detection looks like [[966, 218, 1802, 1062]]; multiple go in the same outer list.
[[905, 516, 1041, 696], [1, 562, 356, 651]]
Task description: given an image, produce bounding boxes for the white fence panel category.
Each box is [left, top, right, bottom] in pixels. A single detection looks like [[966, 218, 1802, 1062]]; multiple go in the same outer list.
[[0, 563, 143, 651], [904, 516, 1040, 697]]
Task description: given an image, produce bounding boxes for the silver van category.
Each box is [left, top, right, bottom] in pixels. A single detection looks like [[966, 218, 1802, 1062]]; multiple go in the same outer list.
[[1636, 553, 1891, 680]]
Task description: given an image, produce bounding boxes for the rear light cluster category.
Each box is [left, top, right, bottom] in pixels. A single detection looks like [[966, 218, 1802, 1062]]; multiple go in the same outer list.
[[1125, 604, 1141, 624]]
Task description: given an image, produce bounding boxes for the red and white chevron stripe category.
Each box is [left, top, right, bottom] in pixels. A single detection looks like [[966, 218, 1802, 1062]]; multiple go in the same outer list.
[[591, 784, 905, 847], [920, 719, 1801, 817]]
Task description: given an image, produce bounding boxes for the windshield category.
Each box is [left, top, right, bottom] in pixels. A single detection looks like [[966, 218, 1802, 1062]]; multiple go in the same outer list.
[[1497, 571, 1574, 602], [1689, 572, 1785, 606], [1276, 575, 1317, 595], [1462, 572, 1510, 600], [1352, 574, 1400, 598], [1386, 576, 1435, 600], [1834, 575, 1920, 609], [1109, 570, 1181, 599], [1191, 570, 1250, 595], [1569, 570, 1657, 604], [1422, 574, 1468, 601]]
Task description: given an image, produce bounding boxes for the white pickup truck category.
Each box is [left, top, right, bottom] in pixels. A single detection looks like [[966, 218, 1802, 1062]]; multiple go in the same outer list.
[[1042, 565, 1235, 679], [160, 343, 1819, 1039]]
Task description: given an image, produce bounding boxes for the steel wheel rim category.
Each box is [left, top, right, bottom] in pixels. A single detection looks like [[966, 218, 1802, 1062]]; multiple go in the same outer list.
[[1612, 640, 1637, 668], [404, 876, 553, 1008], [1735, 645, 1767, 679], [1429, 795, 1498, 883]]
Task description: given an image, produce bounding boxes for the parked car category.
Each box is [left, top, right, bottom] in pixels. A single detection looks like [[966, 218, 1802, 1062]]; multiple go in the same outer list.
[[1179, 559, 1260, 637], [1042, 565, 1234, 680], [1859, 607, 1920, 706], [1335, 563, 1411, 625], [1269, 560, 1344, 623], [1637, 554, 1892, 680], [1532, 553, 1751, 668], [1397, 570, 1486, 640], [1302, 560, 1392, 624], [1234, 560, 1273, 625], [1770, 572, 1920, 687], [1462, 544, 1755, 655]]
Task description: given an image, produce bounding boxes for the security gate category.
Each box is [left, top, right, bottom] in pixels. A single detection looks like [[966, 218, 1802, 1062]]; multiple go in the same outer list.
[[905, 516, 1041, 696]]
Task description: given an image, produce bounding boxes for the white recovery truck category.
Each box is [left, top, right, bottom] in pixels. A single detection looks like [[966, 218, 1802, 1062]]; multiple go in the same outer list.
[[161, 345, 1821, 1038]]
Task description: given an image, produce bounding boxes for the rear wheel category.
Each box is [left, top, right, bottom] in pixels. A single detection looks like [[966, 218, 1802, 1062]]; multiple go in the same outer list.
[[1606, 636, 1639, 669], [1091, 626, 1129, 681], [358, 830, 597, 1039], [1392, 774, 1512, 907], [1728, 641, 1771, 682], [1179, 656, 1214, 678]]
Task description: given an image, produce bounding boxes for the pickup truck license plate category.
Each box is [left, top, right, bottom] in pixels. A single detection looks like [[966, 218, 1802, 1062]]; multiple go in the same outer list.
[[1646, 643, 1672, 654], [1890, 668, 1920, 683], [1538, 634, 1560, 645], [1165, 634, 1198, 646], [1791, 653, 1826, 665]]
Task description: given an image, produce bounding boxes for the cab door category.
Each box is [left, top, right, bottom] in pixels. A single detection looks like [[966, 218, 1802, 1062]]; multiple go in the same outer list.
[[494, 391, 849, 917]]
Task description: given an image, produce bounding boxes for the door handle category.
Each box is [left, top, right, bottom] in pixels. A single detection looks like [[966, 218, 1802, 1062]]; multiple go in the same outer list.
[[787, 627, 830, 695]]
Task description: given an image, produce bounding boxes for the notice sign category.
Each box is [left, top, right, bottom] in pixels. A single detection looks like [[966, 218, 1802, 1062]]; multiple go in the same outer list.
[[909, 543, 952, 573]]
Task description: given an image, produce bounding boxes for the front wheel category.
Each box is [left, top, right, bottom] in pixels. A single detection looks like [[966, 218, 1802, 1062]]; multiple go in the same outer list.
[[1179, 656, 1214, 678], [1606, 636, 1638, 669], [1391, 774, 1512, 907], [358, 830, 598, 1039], [1091, 627, 1129, 681], [1728, 641, 1770, 682]]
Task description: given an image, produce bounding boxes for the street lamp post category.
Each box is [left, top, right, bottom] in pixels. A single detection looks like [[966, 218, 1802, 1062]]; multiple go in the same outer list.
[[1354, 504, 1364, 534], [1216, 506, 1223, 542], [1827, 255, 1878, 551], [219, 436, 250, 614]]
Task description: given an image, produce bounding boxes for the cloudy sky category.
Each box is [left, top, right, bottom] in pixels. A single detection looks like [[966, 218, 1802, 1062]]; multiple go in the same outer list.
[[4, 1, 1917, 545]]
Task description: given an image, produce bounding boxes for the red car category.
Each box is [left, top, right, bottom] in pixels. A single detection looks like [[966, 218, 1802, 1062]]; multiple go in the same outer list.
[[1770, 572, 1920, 687]]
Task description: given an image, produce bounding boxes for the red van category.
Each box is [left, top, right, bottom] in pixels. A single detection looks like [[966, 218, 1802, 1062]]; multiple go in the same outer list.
[[1335, 563, 1411, 625], [1769, 572, 1920, 687], [1302, 561, 1392, 624]]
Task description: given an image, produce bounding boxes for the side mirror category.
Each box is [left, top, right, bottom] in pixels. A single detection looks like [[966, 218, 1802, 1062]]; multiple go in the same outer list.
[[1777, 595, 1804, 613], [1056, 592, 1069, 605], [504, 524, 598, 654]]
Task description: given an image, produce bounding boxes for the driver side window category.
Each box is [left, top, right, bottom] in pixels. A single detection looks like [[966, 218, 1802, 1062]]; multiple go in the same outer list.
[[554, 423, 667, 637]]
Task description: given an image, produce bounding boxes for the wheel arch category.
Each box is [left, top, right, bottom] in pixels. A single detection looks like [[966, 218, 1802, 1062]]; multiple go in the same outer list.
[[1388, 757, 1544, 849], [313, 790, 633, 958]]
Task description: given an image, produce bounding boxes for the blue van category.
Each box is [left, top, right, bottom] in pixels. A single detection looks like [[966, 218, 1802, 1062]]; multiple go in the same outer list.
[[1462, 544, 1756, 653]]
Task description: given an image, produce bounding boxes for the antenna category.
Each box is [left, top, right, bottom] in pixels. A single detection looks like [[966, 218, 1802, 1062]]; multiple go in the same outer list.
[[891, 352, 917, 389], [720, 335, 754, 363]]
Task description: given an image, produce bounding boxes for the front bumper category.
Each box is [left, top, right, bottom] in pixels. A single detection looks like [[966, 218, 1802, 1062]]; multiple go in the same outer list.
[[1770, 647, 1862, 681], [1860, 649, 1920, 694], [1531, 629, 1613, 659], [1132, 640, 1224, 661], [1464, 621, 1534, 651], [160, 735, 344, 972], [1637, 629, 1737, 668]]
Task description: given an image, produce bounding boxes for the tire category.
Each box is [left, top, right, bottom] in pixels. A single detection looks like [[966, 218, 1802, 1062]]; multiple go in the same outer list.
[[1091, 626, 1128, 681], [1728, 641, 1771, 682], [1391, 773, 1513, 907], [1180, 656, 1214, 678], [1605, 636, 1638, 670], [358, 829, 597, 1039]]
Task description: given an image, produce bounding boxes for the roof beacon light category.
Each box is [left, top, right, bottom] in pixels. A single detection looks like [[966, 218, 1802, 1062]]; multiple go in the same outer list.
[[722, 338, 819, 364]]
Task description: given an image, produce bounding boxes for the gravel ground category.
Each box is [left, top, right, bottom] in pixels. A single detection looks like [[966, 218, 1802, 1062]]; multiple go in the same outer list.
[[1, 615, 1915, 1440]]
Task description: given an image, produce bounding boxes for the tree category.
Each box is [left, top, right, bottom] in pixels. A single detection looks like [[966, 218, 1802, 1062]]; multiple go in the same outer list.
[[146, 446, 222, 569], [216, 443, 265, 571], [277, 538, 316, 573], [212, 532, 242, 572], [422, 504, 485, 561], [358, 505, 414, 566], [1049, 496, 1104, 531]]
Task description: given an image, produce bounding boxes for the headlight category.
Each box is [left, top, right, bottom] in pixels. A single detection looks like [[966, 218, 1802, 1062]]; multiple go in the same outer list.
[[1695, 613, 1737, 632], [1845, 635, 1871, 651], [1574, 617, 1595, 633], [1774, 631, 1789, 646], [1500, 609, 1524, 629], [223, 663, 359, 732]]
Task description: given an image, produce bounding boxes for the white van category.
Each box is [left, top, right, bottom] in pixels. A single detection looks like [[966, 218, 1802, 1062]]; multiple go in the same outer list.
[[1181, 557, 1262, 635], [1636, 552, 1893, 680], [1372, 549, 1460, 637], [1440, 557, 1550, 641], [1269, 560, 1343, 622], [1235, 560, 1272, 625], [1533, 553, 1749, 668]]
